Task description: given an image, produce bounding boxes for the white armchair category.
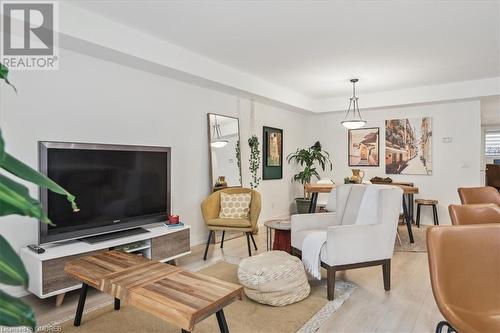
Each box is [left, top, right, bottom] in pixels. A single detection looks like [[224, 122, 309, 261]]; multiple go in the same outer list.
[[291, 184, 403, 300]]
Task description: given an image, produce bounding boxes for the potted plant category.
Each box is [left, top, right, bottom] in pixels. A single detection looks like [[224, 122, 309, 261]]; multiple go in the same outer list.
[[287, 141, 333, 213]]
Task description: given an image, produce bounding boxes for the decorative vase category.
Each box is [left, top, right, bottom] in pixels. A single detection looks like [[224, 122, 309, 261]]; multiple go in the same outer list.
[[350, 169, 365, 184]]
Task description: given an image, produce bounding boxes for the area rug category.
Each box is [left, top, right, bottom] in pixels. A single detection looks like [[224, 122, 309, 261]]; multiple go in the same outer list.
[[57, 262, 356, 333], [394, 224, 428, 252]]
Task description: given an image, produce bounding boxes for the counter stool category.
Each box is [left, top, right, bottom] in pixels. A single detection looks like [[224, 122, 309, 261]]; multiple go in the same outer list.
[[415, 199, 439, 227]]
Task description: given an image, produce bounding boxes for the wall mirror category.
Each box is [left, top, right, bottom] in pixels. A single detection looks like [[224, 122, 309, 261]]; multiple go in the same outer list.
[[207, 113, 242, 190]]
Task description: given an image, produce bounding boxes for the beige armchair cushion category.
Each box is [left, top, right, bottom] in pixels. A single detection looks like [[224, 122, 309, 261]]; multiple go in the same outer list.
[[206, 218, 251, 228], [219, 192, 251, 219]]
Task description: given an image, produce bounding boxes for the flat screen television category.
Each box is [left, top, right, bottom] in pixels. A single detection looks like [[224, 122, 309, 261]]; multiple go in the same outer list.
[[38, 142, 171, 244]]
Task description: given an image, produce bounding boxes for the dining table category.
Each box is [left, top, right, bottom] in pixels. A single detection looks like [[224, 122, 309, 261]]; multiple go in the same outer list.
[[304, 182, 418, 243]]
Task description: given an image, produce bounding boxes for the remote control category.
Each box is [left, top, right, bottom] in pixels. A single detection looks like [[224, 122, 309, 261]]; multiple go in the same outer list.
[[27, 244, 45, 254]]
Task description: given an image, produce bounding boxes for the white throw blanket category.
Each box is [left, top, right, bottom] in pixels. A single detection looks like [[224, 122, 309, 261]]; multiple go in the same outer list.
[[301, 186, 381, 280], [302, 230, 327, 280]]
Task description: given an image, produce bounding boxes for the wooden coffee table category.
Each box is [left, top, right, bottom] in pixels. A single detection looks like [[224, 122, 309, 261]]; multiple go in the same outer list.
[[64, 251, 243, 333]]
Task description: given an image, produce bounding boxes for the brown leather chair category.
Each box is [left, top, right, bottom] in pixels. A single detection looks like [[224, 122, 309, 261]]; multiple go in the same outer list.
[[449, 203, 500, 225], [486, 164, 500, 190], [457, 186, 500, 205], [427, 225, 500, 333]]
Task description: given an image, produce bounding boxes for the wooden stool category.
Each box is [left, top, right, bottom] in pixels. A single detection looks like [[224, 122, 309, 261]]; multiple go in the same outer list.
[[415, 199, 439, 227]]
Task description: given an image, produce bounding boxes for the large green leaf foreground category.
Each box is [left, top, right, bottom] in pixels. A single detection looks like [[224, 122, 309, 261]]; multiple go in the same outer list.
[[0, 236, 29, 286], [0, 62, 17, 93], [0, 236, 34, 330], [0, 130, 79, 223], [0, 290, 35, 329]]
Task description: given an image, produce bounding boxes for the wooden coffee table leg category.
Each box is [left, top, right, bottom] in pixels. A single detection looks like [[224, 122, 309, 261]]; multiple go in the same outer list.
[[74, 283, 88, 326], [216, 309, 229, 333], [114, 298, 120, 310]]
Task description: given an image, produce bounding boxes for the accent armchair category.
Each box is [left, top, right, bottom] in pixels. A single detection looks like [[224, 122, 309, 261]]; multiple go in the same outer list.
[[291, 184, 402, 300], [201, 188, 261, 260], [449, 203, 500, 225], [457, 186, 500, 205], [427, 224, 500, 333]]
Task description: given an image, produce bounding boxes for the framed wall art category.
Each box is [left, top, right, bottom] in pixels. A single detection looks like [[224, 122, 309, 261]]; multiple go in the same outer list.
[[348, 127, 380, 166], [385, 117, 432, 175], [262, 126, 283, 180]]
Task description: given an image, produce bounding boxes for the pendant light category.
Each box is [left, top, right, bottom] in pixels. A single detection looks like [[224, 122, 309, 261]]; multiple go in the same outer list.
[[341, 78, 367, 129], [211, 115, 228, 148]]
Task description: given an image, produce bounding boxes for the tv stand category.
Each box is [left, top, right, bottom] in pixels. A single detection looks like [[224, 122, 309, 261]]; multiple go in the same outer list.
[[80, 227, 150, 244], [20, 224, 190, 306]]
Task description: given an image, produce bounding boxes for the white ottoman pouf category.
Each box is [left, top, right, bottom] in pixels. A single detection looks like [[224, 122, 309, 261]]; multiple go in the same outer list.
[[237, 251, 310, 306]]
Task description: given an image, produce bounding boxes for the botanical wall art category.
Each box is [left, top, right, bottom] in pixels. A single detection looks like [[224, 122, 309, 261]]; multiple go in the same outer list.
[[262, 126, 283, 180], [348, 127, 380, 166], [385, 117, 432, 175]]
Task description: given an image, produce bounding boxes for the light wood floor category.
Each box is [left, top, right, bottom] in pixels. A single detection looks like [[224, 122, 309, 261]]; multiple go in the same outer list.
[[23, 231, 443, 332]]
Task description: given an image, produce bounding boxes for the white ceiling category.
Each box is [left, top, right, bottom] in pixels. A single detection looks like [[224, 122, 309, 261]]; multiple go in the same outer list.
[[75, 1, 500, 98]]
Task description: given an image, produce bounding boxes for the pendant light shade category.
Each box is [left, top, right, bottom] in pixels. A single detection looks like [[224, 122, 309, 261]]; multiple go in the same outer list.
[[211, 115, 228, 148], [341, 79, 366, 129]]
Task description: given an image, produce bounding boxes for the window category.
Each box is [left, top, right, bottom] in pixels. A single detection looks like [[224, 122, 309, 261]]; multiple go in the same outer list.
[[485, 131, 500, 156]]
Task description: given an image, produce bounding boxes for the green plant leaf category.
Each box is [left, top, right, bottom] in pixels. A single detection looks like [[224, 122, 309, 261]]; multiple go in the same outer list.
[[0, 173, 52, 224], [0, 62, 17, 94], [0, 289, 36, 329], [0, 236, 28, 286], [0, 129, 4, 164], [1, 152, 79, 212]]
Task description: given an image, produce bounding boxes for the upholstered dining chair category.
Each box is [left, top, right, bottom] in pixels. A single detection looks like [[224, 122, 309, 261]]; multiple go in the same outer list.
[[427, 225, 500, 333], [448, 203, 500, 225], [201, 188, 261, 260], [291, 184, 402, 300], [457, 186, 500, 205]]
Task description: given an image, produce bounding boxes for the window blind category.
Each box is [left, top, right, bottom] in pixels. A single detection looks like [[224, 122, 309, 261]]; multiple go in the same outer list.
[[485, 131, 500, 156]]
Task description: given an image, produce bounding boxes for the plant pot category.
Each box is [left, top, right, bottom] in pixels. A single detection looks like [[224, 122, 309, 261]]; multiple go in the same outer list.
[[295, 198, 311, 214]]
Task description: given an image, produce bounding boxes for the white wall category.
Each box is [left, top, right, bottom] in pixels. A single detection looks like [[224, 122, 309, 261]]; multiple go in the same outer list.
[[307, 100, 482, 225], [0, 49, 307, 296]]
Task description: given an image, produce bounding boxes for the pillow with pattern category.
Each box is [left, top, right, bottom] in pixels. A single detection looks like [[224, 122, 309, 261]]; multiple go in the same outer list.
[[219, 192, 251, 219]]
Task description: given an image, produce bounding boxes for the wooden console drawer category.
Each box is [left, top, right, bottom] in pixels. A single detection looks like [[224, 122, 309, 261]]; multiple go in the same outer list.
[[151, 228, 190, 260], [42, 250, 105, 294]]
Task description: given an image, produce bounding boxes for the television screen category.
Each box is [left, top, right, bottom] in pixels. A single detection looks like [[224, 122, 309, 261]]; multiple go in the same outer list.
[[39, 142, 171, 244]]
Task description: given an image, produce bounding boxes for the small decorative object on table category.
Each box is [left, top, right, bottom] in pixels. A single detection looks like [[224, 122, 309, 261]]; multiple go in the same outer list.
[[164, 222, 184, 228], [344, 169, 364, 184], [168, 214, 180, 224], [213, 176, 228, 192], [370, 176, 393, 184]]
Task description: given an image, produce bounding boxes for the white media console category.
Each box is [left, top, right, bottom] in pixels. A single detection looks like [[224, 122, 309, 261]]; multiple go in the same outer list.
[[21, 224, 190, 304]]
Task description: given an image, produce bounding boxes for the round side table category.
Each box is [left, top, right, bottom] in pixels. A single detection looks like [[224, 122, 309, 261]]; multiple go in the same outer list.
[[264, 219, 291, 253]]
